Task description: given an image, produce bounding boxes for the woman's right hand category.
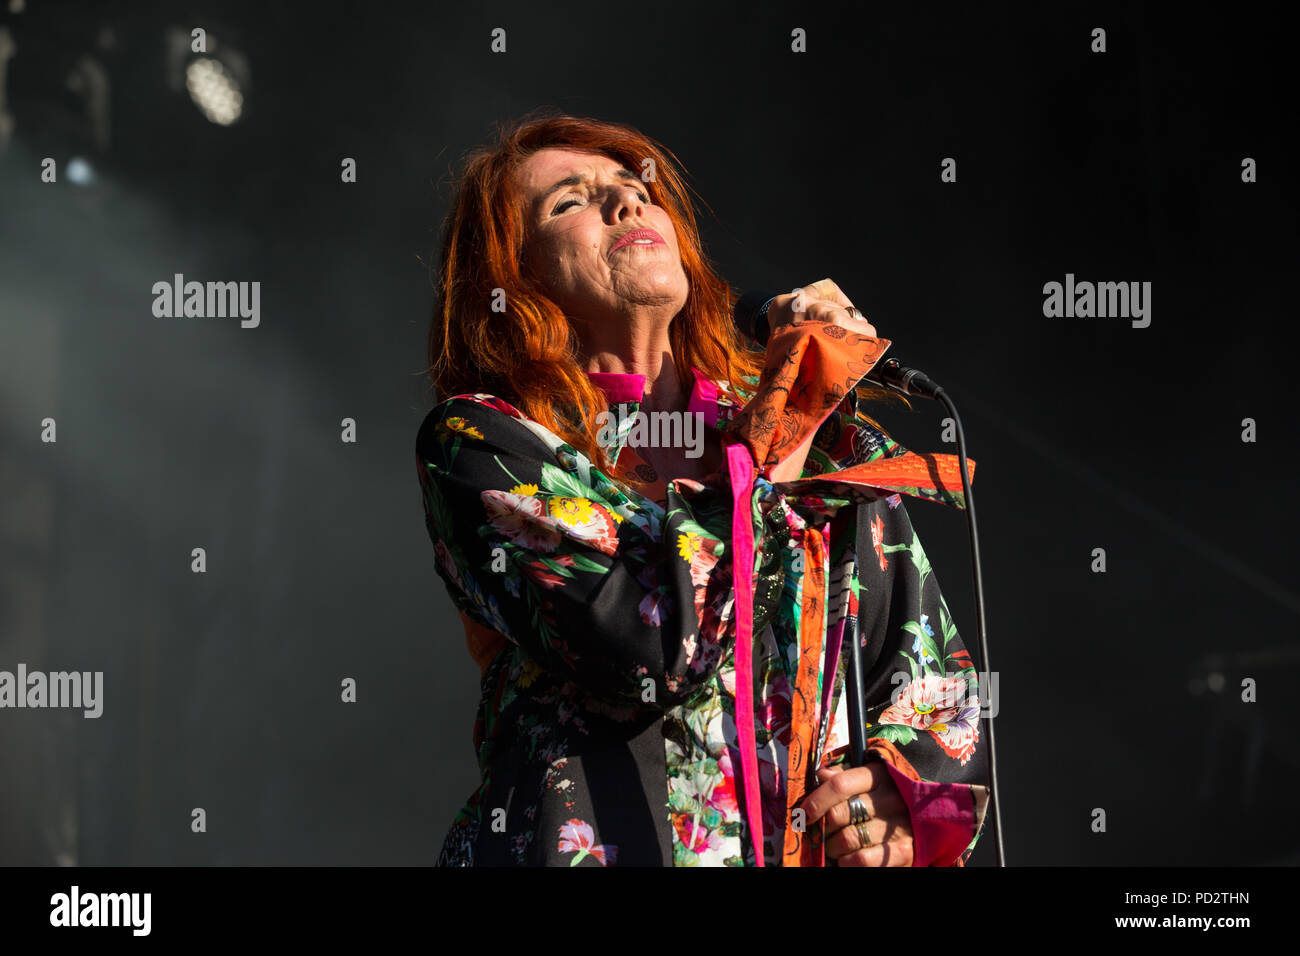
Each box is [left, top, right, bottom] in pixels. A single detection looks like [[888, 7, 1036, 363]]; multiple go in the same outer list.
[[764, 278, 878, 339], [762, 279, 880, 484]]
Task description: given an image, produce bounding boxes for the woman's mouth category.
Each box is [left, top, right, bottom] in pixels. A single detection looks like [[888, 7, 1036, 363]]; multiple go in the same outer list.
[[610, 228, 666, 252]]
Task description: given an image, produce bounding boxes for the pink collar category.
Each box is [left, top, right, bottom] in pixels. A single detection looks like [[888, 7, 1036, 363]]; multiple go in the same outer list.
[[585, 366, 720, 428]]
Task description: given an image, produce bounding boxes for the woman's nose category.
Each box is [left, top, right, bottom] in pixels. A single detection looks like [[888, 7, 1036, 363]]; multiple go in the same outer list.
[[608, 183, 646, 221]]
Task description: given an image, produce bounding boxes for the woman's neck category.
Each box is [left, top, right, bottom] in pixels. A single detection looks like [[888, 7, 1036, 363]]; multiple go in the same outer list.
[[578, 321, 689, 414]]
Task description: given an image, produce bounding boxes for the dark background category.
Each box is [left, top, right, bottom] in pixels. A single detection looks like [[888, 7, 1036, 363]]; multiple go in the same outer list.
[[1, 0, 1294, 866]]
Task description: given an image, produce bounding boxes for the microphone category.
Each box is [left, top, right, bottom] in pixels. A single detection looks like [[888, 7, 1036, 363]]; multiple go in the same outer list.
[[732, 289, 944, 399]]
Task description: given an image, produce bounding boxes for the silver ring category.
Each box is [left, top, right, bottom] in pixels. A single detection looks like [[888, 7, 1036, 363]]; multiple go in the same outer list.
[[855, 820, 874, 848], [848, 794, 871, 826]]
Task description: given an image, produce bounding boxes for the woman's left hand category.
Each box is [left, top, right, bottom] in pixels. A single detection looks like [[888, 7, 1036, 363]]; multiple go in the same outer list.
[[801, 760, 915, 866]]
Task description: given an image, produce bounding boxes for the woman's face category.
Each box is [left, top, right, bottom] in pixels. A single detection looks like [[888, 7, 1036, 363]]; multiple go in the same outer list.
[[514, 147, 689, 330]]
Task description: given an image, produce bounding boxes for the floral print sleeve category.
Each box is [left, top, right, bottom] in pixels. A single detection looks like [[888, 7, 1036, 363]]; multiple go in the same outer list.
[[418, 394, 738, 711], [418, 322, 990, 866]]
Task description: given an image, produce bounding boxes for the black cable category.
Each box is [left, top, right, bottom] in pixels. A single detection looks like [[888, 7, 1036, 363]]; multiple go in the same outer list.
[[933, 388, 1005, 869]]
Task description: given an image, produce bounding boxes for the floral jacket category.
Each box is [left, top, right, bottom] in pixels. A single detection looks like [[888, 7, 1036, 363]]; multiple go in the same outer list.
[[416, 321, 990, 866]]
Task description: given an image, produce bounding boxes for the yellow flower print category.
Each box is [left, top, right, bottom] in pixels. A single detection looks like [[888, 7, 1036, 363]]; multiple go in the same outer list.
[[442, 416, 484, 440], [677, 532, 700, 563], [517, 657, 543, 688], [509, 483, 539, 497], [548, 497, 596, 527]]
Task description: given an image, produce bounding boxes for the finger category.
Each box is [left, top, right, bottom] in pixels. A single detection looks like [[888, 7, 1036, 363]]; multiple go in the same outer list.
[[801, 762, 890, 824], [797, 299, 853, 324], [802, 277, 854, 310], [835, 838, 914, 868], [834, 305, 877, 337], [777, 296, 826, 326], [824, 817, 885, 857], [821, 788, 907, 831], [795, 300, 876, 337]]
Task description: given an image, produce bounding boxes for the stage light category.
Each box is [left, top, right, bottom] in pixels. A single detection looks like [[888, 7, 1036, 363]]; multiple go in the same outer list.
[[165, 26, 250, 127], [184, 56, 242, 126], [66, 155, 94, 184]]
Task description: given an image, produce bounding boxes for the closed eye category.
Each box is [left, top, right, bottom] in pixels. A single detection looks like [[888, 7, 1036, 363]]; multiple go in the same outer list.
[[553, 188, 650, 216]]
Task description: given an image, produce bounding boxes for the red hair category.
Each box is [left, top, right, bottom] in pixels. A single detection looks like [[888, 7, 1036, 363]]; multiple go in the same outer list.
[[426, 110, 901, 490]]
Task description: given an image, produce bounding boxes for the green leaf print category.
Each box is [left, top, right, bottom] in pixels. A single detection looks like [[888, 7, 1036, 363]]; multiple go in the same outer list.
[[567, 553, 608, 575], [939, 599, 958, 648], [539, 461, 591, 498], [535, 555, 576, 579], [588, 469, 632, 508], [668, 789, 697, 815], [909, 532, 932, 581], [871, 724, 918, 747], [898, 648, 919, 680], [667, 512, 721, 544], [538, 461, 625, 514]]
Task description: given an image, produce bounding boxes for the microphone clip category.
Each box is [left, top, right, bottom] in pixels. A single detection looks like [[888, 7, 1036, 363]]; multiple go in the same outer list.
[[866, 356, 944, 400]]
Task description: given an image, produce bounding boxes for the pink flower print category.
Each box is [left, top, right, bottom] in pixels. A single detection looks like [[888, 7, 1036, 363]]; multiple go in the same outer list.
[[673, 814, 725, 855], [757, 673, 792, 746], [719, 665, 735, 697], [707, 749, 740, 815], [557, 819, 618, 866], [688, 543, 720, 591], [481, 490, 562, 552], [879, 674, 970, 729], [931, 696, 981, 765], [879, 674, 981, 763]]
